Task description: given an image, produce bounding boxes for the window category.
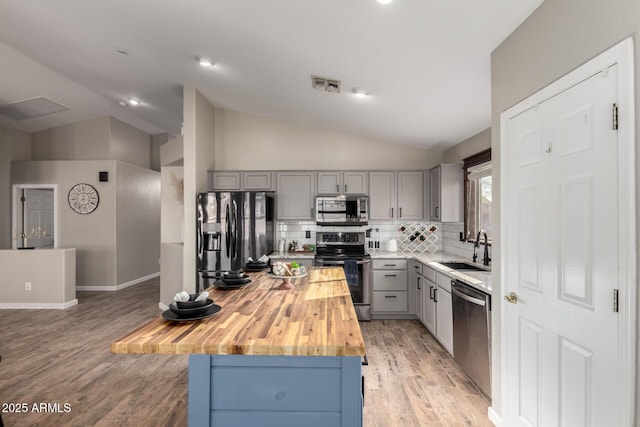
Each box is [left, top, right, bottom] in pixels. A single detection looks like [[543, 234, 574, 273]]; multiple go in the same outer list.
[[463, 149, 492, 244]]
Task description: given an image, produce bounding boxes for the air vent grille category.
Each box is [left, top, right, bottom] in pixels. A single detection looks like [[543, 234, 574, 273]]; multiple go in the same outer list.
[[311, 75, 341, 93], [0, 97, 69, 121]]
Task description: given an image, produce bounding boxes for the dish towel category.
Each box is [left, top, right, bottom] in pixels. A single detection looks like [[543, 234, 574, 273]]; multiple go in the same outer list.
[[343, 259, 359, 287]]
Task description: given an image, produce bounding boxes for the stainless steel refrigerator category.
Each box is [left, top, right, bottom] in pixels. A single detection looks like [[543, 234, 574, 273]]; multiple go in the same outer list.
[[197, 191, 276, 290]]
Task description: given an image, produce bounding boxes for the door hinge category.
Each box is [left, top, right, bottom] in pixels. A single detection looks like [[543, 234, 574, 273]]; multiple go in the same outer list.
[[612, 103, 618, 130], [613, 289, 619, 313]]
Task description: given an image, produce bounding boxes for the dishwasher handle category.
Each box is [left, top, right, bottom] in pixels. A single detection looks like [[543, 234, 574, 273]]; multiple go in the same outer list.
[[451, 285, 487, 306]]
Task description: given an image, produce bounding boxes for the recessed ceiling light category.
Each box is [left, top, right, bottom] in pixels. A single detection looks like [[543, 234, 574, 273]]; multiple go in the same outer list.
[[197, 56, 215, 68], [352, 88, 367, 97], [128, 99, 141, 106], [377, 0, 393, 4], [118, 101, 127, 107], [116, 48, 129, 55]]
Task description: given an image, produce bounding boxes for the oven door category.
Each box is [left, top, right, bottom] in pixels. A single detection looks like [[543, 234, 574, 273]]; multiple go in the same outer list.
[[315, 257, 371, 321]]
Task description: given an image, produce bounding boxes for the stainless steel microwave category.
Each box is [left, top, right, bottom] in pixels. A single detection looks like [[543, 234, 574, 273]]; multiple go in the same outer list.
[[315, 196, 368, 226]]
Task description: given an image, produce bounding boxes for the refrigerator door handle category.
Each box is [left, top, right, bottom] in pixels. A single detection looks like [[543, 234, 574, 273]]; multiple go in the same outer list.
[[225, 203, 231, 258], [232, 200, 239, 260]]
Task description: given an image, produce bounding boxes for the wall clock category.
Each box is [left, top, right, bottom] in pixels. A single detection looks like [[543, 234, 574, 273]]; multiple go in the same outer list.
[[68, 183, 99, 214]]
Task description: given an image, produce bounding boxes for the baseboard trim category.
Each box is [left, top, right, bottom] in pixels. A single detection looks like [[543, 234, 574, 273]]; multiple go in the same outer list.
[[488, 406, 501, 426], [77, 272, 160, 291], [159, 302, 169, 311], [0, 299, 78, 310]]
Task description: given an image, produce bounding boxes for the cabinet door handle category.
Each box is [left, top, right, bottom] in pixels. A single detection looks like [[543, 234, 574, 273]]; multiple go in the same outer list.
[[384, 274, 397, 277], [434, 288, 438, 303], [390, 207, 394, 218], [336, 184, 340, 193], [417, 277, 421, 289], [429, 285, 434, 300], [414, 265, 420, 269], [434, 206, 439, 218], [399, 207, 402, 218], [344, 184, 348, 193], [384, 295, 397, 299]]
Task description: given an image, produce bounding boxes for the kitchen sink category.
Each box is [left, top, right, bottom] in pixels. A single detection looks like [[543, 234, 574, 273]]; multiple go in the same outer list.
[[437, 262, 488, 272]]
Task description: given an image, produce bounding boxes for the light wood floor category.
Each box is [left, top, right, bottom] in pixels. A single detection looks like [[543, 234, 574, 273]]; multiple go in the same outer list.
[[0, 279, 492, 426]]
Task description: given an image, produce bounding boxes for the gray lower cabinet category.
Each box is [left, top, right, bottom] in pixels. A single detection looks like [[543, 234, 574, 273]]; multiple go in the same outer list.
[[276, 172, 315, 220], [422, 265, 437, 336], [371, 259, 408, 314], [434, 271, 454, 355], [189, 354, 362, 427]]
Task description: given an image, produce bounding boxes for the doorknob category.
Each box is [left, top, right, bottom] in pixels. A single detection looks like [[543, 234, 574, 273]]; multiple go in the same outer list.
[[504, 292, 518, 304]]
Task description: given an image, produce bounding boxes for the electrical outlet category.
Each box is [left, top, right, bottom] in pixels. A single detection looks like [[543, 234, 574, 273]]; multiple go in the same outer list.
[[25, 282, 31, 291]]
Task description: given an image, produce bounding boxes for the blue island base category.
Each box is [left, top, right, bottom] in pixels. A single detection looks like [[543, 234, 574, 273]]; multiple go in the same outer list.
[[188, 354, 363, 427]]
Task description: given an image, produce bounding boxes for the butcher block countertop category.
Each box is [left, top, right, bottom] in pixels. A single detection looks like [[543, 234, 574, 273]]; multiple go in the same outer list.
[[111, 267, 365, 357]]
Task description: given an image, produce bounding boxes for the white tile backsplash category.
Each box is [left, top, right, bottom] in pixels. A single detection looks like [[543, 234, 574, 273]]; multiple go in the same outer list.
[[276, 220, 444, 253], [440, 222, 484, 261]]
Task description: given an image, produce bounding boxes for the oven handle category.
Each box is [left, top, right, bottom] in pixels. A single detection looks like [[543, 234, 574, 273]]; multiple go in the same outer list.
[[315, 259, 371, 266]]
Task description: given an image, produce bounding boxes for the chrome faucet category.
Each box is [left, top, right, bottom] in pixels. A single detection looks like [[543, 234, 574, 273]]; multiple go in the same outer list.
[[473, 230, 491, 266]]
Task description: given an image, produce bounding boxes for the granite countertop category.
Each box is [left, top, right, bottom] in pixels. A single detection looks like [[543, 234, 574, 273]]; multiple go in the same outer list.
[[368, 250, 492, 294], [111, 268, 365, 356]]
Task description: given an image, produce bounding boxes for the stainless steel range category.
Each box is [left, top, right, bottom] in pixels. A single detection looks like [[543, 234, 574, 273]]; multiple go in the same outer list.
[[314, 232, 371, 321]]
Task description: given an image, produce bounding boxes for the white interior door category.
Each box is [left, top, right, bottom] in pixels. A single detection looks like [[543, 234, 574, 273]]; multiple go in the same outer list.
[[24, 189, 55, 248], [502, 40, 635, 427]]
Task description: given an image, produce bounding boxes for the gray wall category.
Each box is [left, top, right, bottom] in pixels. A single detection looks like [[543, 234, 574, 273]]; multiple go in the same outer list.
[[31, 116, 111, 160], [110, 117, 152, 169], [116, 162, 161, 285], [491, 0, 640, 419], [442, 127, 490, 163], [214, 108, 442, 170], [0, 127, 31, 248], [11, 160, 117, 287]]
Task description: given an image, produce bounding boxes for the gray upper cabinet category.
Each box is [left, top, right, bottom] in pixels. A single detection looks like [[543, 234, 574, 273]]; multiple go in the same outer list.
[[211, 171, 241, 190], [343, 172, 368, 194], [429, 164, 463, 222], [243, 171, 274, 190], [210, 171, 274, 191], [370, 171, 423, 221], [369, 171, 396, 220], [276, 172, 315, 220], [396, 171, 423, 221], [317, 171, 368, 195]]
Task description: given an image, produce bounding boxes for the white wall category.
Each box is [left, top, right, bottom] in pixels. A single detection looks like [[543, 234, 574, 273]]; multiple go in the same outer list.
[[115, 162, 160, 285], [214, 108, 442, 170], [491, 0, 640, 419]]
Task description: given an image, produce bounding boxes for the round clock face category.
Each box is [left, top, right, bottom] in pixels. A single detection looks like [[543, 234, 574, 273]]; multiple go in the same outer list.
[[68, 183, 99, 214]]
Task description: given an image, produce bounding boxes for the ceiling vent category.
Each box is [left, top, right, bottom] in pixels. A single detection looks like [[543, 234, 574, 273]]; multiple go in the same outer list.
[[0, 97, 70, 121], [311, 75, 341, 93]]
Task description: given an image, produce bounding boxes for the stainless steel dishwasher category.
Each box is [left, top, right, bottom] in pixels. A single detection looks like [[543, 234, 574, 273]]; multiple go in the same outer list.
[[451, 279, 491, 397]]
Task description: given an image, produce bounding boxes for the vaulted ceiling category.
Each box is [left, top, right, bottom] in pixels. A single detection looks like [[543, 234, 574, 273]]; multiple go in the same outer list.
[[0, 0, 543, 149]]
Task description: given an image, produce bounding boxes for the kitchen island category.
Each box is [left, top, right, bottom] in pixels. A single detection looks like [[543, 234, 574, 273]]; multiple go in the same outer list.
[[111, 267, 365, 427]]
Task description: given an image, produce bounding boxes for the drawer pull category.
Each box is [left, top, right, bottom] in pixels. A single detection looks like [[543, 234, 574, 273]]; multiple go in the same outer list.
[[384, 274, 397, 277], [414, 265, 420, 269], [384, 295, 397, 299], [383, 264, 397, 267]]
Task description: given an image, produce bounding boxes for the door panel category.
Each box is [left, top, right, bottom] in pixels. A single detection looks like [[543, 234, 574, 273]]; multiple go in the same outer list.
[[505, 65, 620, 427]]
